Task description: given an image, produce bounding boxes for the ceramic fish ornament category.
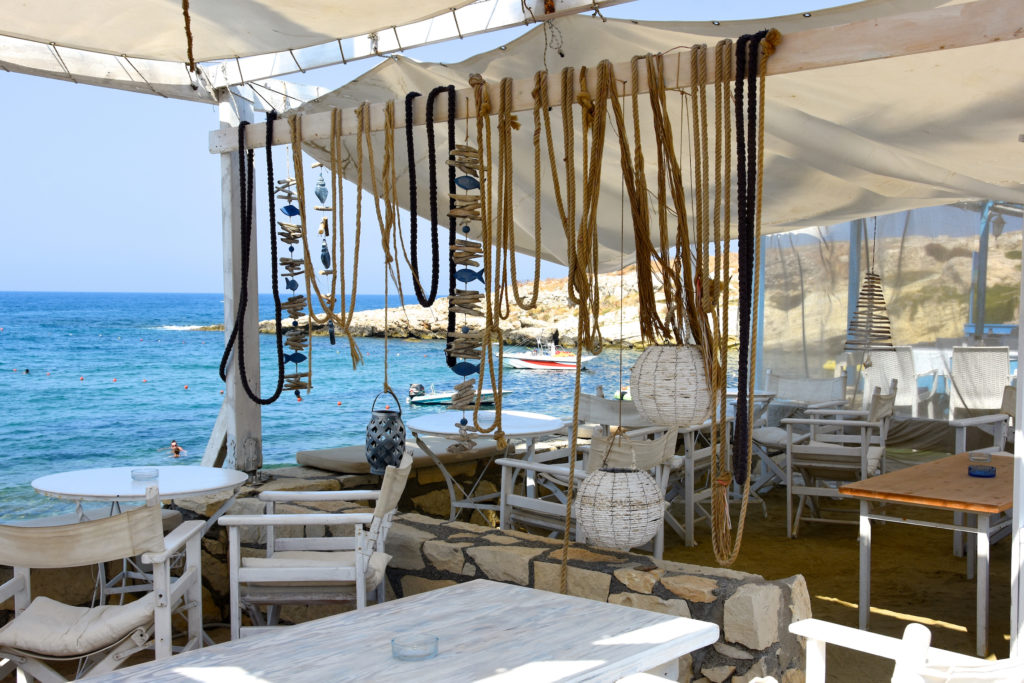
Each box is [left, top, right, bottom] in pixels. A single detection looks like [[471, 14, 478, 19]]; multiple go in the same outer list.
[[455, 175, 480, 191], [314, 176, 329, 203], [280, 204, 301, 217], [285, 278, 299, 291], [320, 241, 331, 268], [451, 361, 480, 377], [284, 351, 307, 364], [454, 268, 485, 284]]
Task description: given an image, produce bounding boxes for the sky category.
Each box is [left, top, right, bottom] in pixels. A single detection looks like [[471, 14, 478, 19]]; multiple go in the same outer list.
[[0, 0, 847, 294]]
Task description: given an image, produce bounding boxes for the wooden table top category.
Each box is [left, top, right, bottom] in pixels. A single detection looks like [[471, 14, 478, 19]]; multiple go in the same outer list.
[[839, 452, 1014, 515], [102, 579, 718, 682]]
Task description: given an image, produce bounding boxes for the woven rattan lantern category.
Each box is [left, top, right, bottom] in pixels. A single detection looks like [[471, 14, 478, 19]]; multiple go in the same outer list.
[[574, 434, 665, 551], [366, 390, 405, 475], [630, 345, 712, 427]]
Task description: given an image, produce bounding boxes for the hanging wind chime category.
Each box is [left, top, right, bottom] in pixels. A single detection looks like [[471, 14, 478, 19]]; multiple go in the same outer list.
[[845, 219, 894, 356]]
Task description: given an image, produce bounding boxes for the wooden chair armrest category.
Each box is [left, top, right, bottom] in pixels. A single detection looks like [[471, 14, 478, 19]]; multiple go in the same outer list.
[[806, 399, 848, 410], [259, 490, 382, 502], [141, 520, 204, 564], [218, 512, 375, 528], [783, 418, 882, 430], [495, 458, 586, 480], [804, 408, 868, 418], [0, 573, 27, 604], [949, 413, 1010, 429]]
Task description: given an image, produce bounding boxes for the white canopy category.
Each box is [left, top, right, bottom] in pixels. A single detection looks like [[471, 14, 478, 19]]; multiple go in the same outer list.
[[288, 0, 1024, 271]]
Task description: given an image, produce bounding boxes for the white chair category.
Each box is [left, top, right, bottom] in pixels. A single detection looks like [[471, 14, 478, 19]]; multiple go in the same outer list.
[[0, 487, 204, 681], [783, 388, 896, 537], [863, 346, 939, 417], [219, 451, 412, 640], [949, 346, 1011, 420], [498, 416, 677, 557], [790, 618, 1023, 682]]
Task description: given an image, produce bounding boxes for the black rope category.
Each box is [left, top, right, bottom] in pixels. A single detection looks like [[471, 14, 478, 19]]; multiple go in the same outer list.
[[732, 30, 768, 486], [426, 84, 459, 368], [406, 90, 441, 307], [218, 112, 286, 405]]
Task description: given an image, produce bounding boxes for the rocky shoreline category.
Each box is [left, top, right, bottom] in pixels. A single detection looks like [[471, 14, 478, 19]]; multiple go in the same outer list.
[[199, 266, 740, 348]]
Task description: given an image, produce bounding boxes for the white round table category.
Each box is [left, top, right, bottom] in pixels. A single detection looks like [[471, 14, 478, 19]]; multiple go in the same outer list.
[[405, 409, 565, 440], [32, 465, 249, 503], [405, 410, 566, 522]]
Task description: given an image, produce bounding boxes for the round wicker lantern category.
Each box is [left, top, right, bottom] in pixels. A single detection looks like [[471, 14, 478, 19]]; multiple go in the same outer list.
[[574, 467, 663, 551], [630, 345, 712, 427]]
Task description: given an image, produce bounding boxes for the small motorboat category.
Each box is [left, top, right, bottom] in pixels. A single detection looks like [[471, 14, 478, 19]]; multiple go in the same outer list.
[[407, 383, 506, 406], [502, 341, 595, 370]]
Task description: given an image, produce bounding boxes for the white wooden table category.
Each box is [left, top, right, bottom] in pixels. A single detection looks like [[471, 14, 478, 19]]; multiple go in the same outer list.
[[406, 410, 566, 522], [101, 579, 719, 682]]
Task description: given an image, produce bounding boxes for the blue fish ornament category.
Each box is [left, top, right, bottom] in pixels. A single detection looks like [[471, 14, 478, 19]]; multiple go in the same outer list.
[[284, 352, 307, 364], [320, 242, 331, 268], [454, 268, 485, 284], [314, 177, 329, 203], [451, 361, 480, 377], [280, 204, 301, 217], [285, 278, 299, 291], [455, 175, 480, 191]]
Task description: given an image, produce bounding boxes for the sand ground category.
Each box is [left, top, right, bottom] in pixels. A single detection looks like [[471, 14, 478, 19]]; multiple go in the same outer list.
[[662, 487, 1013, 681]]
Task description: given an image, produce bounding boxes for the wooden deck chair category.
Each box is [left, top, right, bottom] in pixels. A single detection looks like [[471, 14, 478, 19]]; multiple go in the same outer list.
[[863, 346, 940, 418], [219, 451, 413, 640], [790, 618, 1023, 683], [0, 487, 204, 681], [783, 387, 896, 538]]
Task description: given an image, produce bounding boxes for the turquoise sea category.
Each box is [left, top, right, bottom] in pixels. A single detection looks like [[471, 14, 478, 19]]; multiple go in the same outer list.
[[0, 291, 644, 522]]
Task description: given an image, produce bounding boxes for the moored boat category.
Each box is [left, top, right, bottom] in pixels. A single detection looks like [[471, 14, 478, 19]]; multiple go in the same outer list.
[[502, 341, 595, 370], [407, 383, 505, 406]]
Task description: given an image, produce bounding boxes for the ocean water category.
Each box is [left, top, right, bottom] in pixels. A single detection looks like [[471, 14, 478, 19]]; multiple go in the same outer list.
[[0, 291, 646, 522]]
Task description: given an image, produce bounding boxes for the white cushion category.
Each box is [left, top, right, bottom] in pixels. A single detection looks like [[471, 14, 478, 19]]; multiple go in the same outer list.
[[243, 550, 391, 589], [0, 594, 154, 657], [752, 426, 788, 449]]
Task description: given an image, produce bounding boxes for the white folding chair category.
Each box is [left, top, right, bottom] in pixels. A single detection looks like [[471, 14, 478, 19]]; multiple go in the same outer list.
[[0, 487, 204, 681], [219, 451, 412, 640]]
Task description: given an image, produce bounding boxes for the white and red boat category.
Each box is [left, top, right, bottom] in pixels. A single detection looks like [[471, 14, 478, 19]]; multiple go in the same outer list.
[[502, 341, 595, 370]]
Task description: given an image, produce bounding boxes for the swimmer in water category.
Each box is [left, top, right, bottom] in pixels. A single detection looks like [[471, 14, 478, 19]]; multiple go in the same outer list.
[[168, 440, 187, 458]]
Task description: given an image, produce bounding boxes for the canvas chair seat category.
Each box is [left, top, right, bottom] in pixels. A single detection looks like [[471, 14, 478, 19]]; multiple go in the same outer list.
[[751, 426, 787, 449], [296, 438, 498, 475], [242, 550, 391, 589], [0, 594, 155, 658], [799, 442, 884, 475]]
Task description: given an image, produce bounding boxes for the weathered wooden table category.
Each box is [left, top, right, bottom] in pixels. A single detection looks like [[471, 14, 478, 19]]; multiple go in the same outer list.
[[839, 452, 1013, 656], [100, 579, 719, 682]]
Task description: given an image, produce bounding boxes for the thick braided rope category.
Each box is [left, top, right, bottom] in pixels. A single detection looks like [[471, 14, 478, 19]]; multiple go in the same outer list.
[[468, 74, 505, 447], [558, 336, 586, 594], [405, 90, 441, 307], [560, 67, 580, 306], [494, 77, 514, 320], [644, 54, 694, 346], [712, 31, 774, 567], [331, 108, 364, 368], [218, 118, 287, 405]]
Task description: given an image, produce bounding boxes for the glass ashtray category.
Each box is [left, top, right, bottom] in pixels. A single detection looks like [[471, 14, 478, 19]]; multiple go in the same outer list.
[[968, 452, 991, 464], [131, 467, 159, 481], [391, 633, 438, 661]]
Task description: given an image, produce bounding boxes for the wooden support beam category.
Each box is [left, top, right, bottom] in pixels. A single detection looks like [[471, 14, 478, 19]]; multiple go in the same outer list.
[[209, 0, 1023, 154]]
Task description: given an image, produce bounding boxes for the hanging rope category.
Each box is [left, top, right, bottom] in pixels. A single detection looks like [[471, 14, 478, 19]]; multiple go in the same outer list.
[[218, 114, 286, 405], [330, 107, 364, 369], [180, 0, 197, 73], [405, 90, 443, 307]]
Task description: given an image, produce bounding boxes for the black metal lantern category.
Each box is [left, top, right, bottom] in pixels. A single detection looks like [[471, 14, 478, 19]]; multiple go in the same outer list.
[[366, 389, 405, 475]]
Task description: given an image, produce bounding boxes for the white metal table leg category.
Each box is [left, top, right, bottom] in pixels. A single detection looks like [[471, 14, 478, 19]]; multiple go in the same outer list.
[[859, 499, 872, 630], [977, 513, 990, 657]]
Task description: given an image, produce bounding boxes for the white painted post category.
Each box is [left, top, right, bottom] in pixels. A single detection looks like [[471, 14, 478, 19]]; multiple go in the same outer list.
[[207, 89, 263, 472], [1010, 239, 1024, 657]]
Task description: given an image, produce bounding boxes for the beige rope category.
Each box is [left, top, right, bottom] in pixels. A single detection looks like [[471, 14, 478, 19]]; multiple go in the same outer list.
[[332, 108, 364, 369]]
